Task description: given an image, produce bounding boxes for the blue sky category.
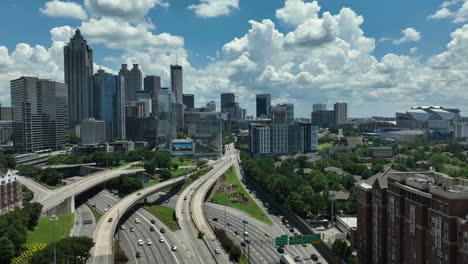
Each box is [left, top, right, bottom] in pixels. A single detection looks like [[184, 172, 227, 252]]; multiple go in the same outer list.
[[0, 0, 468, 117]]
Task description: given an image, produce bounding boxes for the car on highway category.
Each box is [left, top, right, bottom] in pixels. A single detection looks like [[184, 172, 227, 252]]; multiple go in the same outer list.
[[159, 236, 165, 243], [301, 244, 307, 247], [104, 208, 108, 212], [120, 225, 125, 230], [151, 219, 156, 224], [108, 218, 113, 223], [130, 227, 135, 232], [234, 231, 240, 235], [265, 232, 270, 237], [146, 239, 152, 245], [171, 245, 177, 251], [277, 247, 285, 254], [150, 226, 155, 231], [243, 231, 249, 236], [137, 192, 141, 196], [160, 228, 166, 233], [213, 217, 218, 221], [245, 239, 251, 244], [215, 248, 221, 254], [289, 228, 294, 233], [138, 239, 144, 246], [184, 196, 187, 200], [294, 256, 302, 262], [311, 254, 318, 261], [240, 241, 246, 247], [182, 210, 185, 213], [135, 218, 140, 224], [227, 222, 232, 226], [135, 252, 141, 258]]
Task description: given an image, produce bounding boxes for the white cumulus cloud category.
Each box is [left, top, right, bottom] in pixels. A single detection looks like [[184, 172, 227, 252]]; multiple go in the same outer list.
[[393, 28, 422, 45], [275, 0, 321, 26], [39, 0, 88, 20], [188, 0, 239, 18]]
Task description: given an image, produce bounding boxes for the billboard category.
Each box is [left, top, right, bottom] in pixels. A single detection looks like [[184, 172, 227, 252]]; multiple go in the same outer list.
[[172, 142, 193, 152]]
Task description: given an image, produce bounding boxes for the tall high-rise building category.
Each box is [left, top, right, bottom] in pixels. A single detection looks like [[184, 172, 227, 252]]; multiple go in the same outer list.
[[64, 28, 93, 132], [334, 102, 348, 125], [157, 88, 177, 143], [92, 70, 125, 140], [357, 171, 468, 264], [313, 103, 327, 112], [136, 90, 153, 116], [271, 105, 287, 124], [170, 65, 183, 103], [279, 103, 294, 123], [11, 77, 68, 153], [119, 64, 142, 102], [0, 104, 13, 121], [81, 118, 106, 145], [144, 75, 161, 99], [311, 110, 336, 126], [221, 93, 235, 113], [206, 101, 216, 112], [256, 94, 271, 118], [183, 94, 195, 109]]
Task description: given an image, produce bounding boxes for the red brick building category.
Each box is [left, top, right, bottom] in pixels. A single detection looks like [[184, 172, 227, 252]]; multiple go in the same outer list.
[[0, 169, 23, 213], [357, 171, 468, 264]]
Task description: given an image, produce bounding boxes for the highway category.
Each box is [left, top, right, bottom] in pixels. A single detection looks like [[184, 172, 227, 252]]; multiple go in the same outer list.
[[17, 162, 144, 213], [88, 190, 186, 264], [91, 175, 186, 264], [72, 203, 95, 238], [231, 149, 326, 263]]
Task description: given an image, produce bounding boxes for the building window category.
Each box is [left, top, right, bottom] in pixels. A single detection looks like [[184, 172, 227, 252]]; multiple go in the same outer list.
[[443, 223, 448, 240]]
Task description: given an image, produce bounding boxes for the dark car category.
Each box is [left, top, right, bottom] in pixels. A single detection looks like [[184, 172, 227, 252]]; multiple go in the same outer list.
[[234, 231, 240, 235], [277, 247, 285, 254], [108, 218, 113, 223], [135, 252, 141, 258], [289, 228, 294, 232], [311, 254, 318, 261], [213, 217, 218, 222], [150, 226, 155, 231], [245, 239, 251, 244], [151, 219, 156, 224], [160, 228, 166, 233]]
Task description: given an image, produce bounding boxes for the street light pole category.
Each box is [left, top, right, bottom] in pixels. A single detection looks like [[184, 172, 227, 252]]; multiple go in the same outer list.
[[50, 214, 58, 264]]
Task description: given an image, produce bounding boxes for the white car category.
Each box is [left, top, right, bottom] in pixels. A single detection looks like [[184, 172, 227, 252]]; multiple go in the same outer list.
[[182, 210, 185, 213], [243, 231, 249, 237], [120, 225, 125, 230], [215, 249, 221, 254], [104, 208, 108, 212], [159, 237, 165, 243], [135, 218, 140, 224], [146, 239, 152, 245], [138, 239, 143, 246], [171, 245, 177, 251]]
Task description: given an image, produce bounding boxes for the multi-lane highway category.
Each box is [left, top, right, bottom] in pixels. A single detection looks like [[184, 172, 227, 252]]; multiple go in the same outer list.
[[91, 175, 186, 264], [88, 189, 187, 264], [72, 203, 95, 238]]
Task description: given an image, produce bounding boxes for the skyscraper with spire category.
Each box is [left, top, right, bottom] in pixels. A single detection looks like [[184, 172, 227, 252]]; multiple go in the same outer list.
[[64, 28, 93, 133], [170, 64, 183, 103]]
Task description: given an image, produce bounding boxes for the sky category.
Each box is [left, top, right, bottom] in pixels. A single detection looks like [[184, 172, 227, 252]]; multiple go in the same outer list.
[[0, 0, 468, 118]]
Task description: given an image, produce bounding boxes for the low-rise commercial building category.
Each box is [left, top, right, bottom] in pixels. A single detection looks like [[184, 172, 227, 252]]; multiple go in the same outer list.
[[0, 169, 22, 213]]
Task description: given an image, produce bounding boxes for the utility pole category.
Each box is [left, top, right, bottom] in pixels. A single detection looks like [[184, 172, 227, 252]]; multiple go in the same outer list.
[[50, 215, 58, 264], [329, 191, 336, 227]]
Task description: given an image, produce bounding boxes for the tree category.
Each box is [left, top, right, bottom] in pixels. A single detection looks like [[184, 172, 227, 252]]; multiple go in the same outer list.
[[30, 236, 95, 264], [144, 160, 156, 175], [153, 151, 172, 170], [41, 168, 60, 186], [69, 134, 81, 145], [23, 202, 43, 230], [0, 237, 15, 264], [159, 170, 172, 181], [0, 153, 16, 169]]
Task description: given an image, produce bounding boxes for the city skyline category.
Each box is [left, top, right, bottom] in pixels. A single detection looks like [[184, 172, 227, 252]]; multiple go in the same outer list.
[[0, 1, 468, 117]]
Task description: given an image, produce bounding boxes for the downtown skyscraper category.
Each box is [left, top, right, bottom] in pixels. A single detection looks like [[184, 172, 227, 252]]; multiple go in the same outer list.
[[256, 94, 271, 118], [10, 77, 68, 153], [119, 64, 142, 102], [170, 65, 183, 103], [64, 28, 93, 133]]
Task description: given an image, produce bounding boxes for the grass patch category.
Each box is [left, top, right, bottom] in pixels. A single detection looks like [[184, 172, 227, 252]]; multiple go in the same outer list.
[[171, 167, 195, 177], [90, 206, 101, 222], [318, 142, 333, 150], [172, 158, 195, 166], [145, 205, 179, 231], [211, 167, 272, 225], [27, 213, 75, 244], [238, 256, 248, 264], [143, 179, 160, 188], [45, 184, 62, 190], [126, 163, 144, 170]]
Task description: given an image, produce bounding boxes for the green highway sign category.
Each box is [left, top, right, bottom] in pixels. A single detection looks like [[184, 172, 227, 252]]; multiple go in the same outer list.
[[289, 235, 303, 245], [275, 234, 321, 246], [275, 235, 288, 247], [302, 234, 321, 244]]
